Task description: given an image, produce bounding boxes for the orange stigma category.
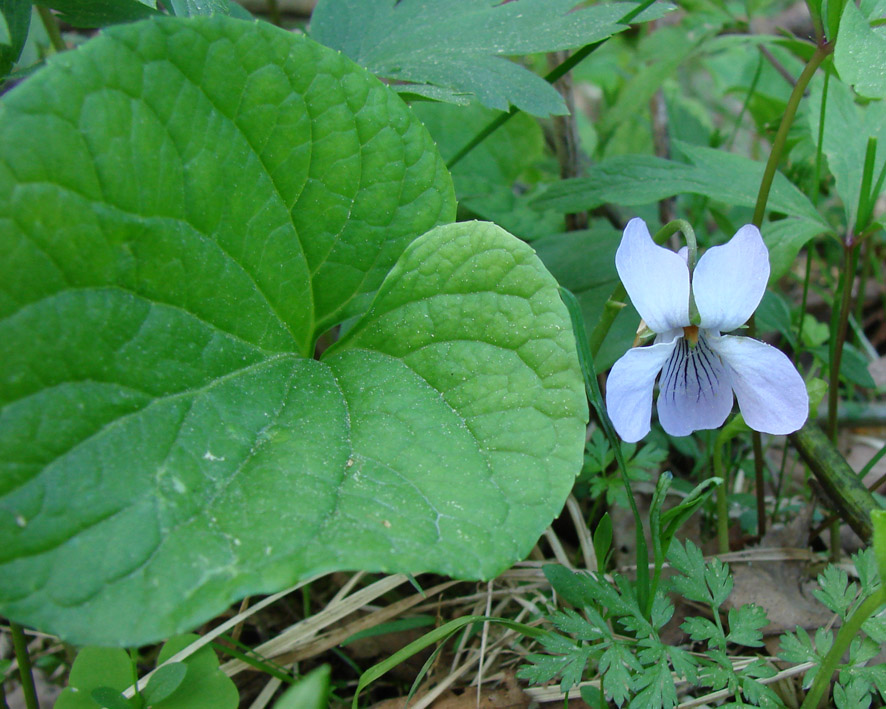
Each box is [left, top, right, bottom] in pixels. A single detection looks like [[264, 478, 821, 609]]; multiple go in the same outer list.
[[683, 325, 699, 346]]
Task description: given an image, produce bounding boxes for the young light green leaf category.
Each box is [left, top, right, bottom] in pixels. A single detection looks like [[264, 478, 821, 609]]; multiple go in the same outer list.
[[835, 0, 886, 98], [55, 647, 133, 709], [0, 16, 584, 647], [153, 635, 238, 709], [143, 663, 188, 706], [310, 0, 671, 117], [592, 512, 614, 572], [272, 665, 330, 709], [89, 688, 132, 709]]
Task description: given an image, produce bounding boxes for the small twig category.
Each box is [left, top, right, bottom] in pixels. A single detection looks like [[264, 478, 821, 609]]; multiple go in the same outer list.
[[649, 86, 675, 225], [789, 424, 878, 541], [548, 51, 588, 231], [757, 44, 797, 87]]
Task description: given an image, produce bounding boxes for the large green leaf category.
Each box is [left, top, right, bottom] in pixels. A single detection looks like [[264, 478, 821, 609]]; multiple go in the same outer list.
[[309, 0, 672, 117], [835, 0, 886, 99], [531, 142, 826, 226], [0, 15, 586, 646], [37, 0, 160, 27], [807, 76, 886, 225], [167, 0, 230, 16]]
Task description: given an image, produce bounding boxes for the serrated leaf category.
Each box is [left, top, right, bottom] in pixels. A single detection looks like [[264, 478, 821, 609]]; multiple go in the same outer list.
[[518, 642, 594, 691], [777, 627, 821, 665], [550, 609, 606, 641], [629, 660, 677, 709], [705, 558, 734, 608], [0, 16, 586, 646], [310, 0, 671, 116], [37, 0, 160, 27], [814, 565, 856, 618], [667, 645, 698, 684], [852, 548, 880, 596], [725, 604, 767, 647], [835, 0, 886, 98], [650, 591, 675, 630], [600, 643, 640, 705], [834, 677, 873, 709], [682, 617, 721, 643], [667, 540, 711, 604], [544, 566, 606, 610]]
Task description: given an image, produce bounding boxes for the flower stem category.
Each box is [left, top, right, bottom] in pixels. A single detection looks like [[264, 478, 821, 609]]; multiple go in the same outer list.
[[713, 437, 730, 555], [560, 287, 651, 615], [653, 219, 697, 269], [799, 587, 886, 709], [827, 241, 858, 443], [747, 41, 829, 541], [10, 623, 39, 709], [751, 44, 830, 228]]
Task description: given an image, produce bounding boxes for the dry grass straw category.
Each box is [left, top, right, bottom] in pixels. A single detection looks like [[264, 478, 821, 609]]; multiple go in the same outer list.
[[118, 490, 836, 706]]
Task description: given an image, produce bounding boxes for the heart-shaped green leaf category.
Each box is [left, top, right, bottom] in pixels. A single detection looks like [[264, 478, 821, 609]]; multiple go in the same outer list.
[[0, 16, 586, 646]]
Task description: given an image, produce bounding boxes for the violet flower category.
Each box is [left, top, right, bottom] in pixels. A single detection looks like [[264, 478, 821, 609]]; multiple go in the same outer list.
[[605, 218, 808, 442]]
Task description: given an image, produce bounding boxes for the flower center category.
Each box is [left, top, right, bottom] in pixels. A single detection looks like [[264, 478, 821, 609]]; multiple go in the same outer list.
[[683, 325, 699, 347]]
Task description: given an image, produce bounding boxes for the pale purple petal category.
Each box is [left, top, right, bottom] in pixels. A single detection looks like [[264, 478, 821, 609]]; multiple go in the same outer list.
[[657, 333, 734, 437], [711, 334, 808, 435], [693, 225, 770, 332], [606, 338, 678, 442], [616, 218, 690, 334]]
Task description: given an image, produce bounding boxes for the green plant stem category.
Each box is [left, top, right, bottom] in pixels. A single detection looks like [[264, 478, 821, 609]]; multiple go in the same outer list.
[[751, 433, 766, 538], [560, 287, 651, 615], [36, 6, 66, 54], [747, 43, 828, 542], [800, 587, 886, 709], [713, 440, 730, 555], [827, 243, 857, 443], [10, 623, 39, 709], [752, 44, 830, 227], [446, 0, 658, 169], [588, 291, 626, 359], [794, 249, 814, 362]]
